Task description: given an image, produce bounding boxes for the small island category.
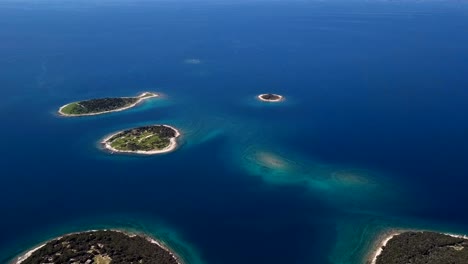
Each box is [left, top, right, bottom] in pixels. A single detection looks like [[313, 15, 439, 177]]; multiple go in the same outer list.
[[102, 125, 180, 155], [371, 231, 468, 264], [257, 93, 284, 102], [58, 92, 158, 117], [12, 230, 181, 264]]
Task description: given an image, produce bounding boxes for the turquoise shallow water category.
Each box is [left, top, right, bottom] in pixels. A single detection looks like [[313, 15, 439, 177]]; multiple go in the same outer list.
[[1, 1, 468, 263]]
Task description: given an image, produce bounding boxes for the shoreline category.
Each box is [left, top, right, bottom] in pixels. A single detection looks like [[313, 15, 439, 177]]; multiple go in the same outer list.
[[13, 244, 47, 264], [369, 229, 468, 264], [369, 230, 401, 264], [58, 92, 158, 117], [11, 229, 182, 264], [101, 125, 181, 155], [444, 232, 468, 239], [113, 229, 183, 264], [257, 94, 284, 102]]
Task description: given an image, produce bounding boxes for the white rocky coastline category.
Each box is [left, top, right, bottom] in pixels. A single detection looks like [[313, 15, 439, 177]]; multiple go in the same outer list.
[[257, 93, 284, 102]]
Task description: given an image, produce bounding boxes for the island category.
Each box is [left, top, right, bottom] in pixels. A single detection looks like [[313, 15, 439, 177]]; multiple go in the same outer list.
[[12, 230, 181, 264], [257, 93, 284, 102], [101, 125, 180, 155], [371, 231, 468, 264], [58, 92, 158, 116]]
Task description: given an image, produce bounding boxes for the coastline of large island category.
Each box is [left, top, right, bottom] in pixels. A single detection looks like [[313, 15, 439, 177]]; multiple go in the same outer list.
[[369, 230, 468, 264], [12, 230, 182, 264], [257, 93, 284, 102], [101, 125, 180, 155], [58, 92, 158, 117]]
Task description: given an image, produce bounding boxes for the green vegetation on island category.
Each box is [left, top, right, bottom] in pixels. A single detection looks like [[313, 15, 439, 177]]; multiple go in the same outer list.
[[104, 125, 179, 153], [376, 231, 468, 264], [17, 230, 179, 264], [59, 92, 157, 116]]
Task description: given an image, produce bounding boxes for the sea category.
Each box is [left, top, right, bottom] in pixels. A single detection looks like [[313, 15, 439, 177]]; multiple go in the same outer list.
[[1, 1, 468, 263]]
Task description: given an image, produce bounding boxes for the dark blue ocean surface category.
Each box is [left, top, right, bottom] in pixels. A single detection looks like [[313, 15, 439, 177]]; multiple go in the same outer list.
[[1, 1, 468, 263]]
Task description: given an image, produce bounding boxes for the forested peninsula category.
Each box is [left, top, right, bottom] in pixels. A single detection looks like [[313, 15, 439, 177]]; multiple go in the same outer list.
[[58, 92, 157, 116], [102, 125, 180, 155], [373, 231, 468, 264], [13, 230, 181, 264]]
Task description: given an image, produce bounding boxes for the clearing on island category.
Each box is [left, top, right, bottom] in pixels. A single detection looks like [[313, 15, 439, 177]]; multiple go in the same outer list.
[[102, 125, 180, 155], [58, 92, 157, 116], [13, 230, 180, 264]]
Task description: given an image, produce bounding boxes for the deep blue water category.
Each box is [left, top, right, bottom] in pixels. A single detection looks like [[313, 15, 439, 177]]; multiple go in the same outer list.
[[1, 1, 468, 263]]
